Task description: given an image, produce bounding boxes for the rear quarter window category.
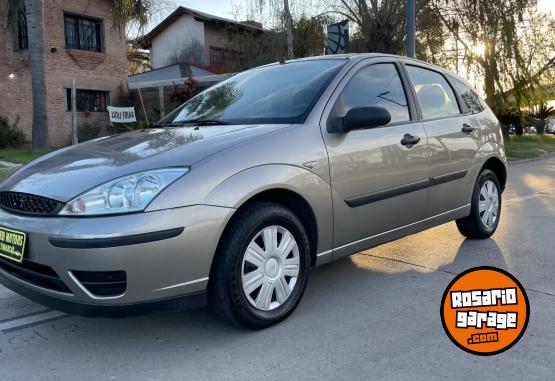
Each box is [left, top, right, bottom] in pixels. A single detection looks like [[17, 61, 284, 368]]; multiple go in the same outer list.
[[451, 78, 486, 114]]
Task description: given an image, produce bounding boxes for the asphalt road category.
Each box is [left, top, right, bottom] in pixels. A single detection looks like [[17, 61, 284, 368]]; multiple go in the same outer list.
[[1, 156, 554, 380]]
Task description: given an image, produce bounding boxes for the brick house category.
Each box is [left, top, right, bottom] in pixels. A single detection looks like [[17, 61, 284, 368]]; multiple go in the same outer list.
[[0, 0, 128, 147], [139, 7, 264, 71]]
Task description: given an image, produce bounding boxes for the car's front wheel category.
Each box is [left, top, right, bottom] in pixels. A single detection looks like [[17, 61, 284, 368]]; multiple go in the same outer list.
[[209, 202, 310, 329], [456, 169, 502, 239]]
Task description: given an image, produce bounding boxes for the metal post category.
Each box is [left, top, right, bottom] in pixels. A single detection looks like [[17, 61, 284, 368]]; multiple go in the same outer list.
[[71, 79, 78, 145], [407, 0, 416, 58], [159, 86, 165, 119], [137, 88, 149, 126]]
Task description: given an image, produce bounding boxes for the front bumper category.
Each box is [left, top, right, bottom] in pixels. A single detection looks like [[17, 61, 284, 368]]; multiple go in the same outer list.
[[0, 205, 235, 314]]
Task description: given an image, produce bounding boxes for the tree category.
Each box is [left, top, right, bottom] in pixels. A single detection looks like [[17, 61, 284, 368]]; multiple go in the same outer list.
[[330, 0, 446, 60], [255, 0, 295, 59], [24, 1, 48, 151], [283, 0, 294, 58], [430, 0, 555, 115], [6, 0, 157, 150], [293, 15, 330, 57], [228, 27, 285, 71], [228, 15, 330, 71], [127, 42, 151, 75], [7, 0, 48, 150]]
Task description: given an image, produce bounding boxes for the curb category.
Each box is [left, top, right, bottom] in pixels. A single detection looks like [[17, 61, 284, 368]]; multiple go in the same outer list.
[[0, 160, 22, 168], [507, 151, 555, 166]]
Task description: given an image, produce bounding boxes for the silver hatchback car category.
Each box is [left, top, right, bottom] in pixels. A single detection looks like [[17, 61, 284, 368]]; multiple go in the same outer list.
[[0, 54, 506, 329]]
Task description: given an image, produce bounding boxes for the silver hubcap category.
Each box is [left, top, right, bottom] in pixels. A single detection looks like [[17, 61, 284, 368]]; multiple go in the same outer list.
[[479, 180, 500, 229], [241, 225, 300, 311]]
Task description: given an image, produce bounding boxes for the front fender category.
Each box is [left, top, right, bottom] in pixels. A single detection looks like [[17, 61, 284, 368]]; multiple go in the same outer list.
[[205, 164, 334, 258]]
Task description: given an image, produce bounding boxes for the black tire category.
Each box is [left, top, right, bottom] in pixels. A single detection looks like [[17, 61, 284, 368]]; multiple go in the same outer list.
[[456, 169, 502, 239], [208, 202, 311, 330]]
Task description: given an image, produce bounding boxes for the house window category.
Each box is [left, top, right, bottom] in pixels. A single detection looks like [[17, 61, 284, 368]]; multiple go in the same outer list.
[[209, 46, 242, 66], [210, 47, 225, 66], [64, 13, 103, 52], [13, 12, 28, 51], [66, 89, 109, 112]]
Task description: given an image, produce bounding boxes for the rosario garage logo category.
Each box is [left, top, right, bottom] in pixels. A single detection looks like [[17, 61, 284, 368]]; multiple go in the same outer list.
[[440, 267, 529, 355]]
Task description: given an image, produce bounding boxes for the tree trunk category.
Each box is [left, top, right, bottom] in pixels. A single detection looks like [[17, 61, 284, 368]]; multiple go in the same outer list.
[[283, 0, 294, 59], [25, 0, 49, 151]]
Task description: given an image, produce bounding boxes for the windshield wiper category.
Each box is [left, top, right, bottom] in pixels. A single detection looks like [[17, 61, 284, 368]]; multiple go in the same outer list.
[[151, 119, 232, 128]]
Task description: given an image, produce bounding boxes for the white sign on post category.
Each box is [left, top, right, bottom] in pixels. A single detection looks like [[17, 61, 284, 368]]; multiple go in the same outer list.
[[107, 106, 137, 124]]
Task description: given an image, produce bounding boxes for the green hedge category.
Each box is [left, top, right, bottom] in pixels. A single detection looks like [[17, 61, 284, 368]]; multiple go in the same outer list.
[[0, 116, 25, 149]]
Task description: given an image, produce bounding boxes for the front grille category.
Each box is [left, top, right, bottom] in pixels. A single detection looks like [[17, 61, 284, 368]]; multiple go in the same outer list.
[[0, 257, 72, 293], [72, 271, 127, 297], [0, 192, 64, 216]]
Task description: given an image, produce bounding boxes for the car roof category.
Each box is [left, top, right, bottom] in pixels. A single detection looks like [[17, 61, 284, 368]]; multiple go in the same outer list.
[[251, 53, 475, 90], [283, 53, 470, 85], [284, 53, 395, 62]]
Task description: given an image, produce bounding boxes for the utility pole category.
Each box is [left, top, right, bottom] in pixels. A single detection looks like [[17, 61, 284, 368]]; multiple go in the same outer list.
[[284, 0, 294, 59], [407, 0, 416, 58]]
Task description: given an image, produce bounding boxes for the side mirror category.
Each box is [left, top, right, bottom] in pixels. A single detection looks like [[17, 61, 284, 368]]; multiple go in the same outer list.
[[328, 106, 392, 133], [343, 106, 392, 131]]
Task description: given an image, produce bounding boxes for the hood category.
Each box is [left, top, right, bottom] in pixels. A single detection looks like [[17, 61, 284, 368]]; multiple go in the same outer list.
[[1, 125, 287, 201]]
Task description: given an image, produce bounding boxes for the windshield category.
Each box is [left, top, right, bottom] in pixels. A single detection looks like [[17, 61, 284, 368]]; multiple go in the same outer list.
[[159, 59, 346, 125]]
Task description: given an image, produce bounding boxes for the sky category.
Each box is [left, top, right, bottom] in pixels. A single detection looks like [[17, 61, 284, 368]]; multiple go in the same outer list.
[[168, 0, 555, 100], [153, 0, 325, 30], [146, 0, 555, 39], [175, 0, 236, 19], [168, 0, 555, 26], [177, 0, 555, 16], [539, 0, 555, 13]]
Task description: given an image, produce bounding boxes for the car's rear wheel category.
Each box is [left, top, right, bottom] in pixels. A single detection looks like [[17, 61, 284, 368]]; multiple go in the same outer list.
[[209, 202, 310, 329], [456, 169, 502, 239]]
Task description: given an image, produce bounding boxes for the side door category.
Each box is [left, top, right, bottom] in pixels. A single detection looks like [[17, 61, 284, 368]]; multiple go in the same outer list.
[[320, 58, 430, 251], [402, 63, 481, 216]]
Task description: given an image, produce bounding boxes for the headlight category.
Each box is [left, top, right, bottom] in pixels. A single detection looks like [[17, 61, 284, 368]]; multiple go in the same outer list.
[[59, 168, 189, 216]]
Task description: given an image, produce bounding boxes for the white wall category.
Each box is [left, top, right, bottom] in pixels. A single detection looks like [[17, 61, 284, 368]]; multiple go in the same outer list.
[[151, 16, 205, 69]]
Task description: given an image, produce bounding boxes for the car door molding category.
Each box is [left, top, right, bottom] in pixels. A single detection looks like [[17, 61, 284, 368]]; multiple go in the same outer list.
[[345, 179, 430, 207], [344, 170, 468, 207], [430, 169, 468, 186]]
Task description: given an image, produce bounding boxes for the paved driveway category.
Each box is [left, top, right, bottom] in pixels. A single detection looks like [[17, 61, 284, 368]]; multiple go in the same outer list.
[[1, 157, 554, 380]]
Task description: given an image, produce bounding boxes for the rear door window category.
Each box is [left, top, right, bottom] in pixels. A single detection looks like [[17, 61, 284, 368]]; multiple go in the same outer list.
[[406, 66, 461, 120]]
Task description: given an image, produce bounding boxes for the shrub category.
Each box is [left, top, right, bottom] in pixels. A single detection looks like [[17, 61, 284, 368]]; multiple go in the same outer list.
[[528, 103, 555, 134], [0, 116, 25, 149], [77, 122, 101, 142]]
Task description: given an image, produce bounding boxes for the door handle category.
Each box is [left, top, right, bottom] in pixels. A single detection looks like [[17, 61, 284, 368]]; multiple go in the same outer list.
[[462, 124, 476, 134], [400, 134, 421, 147]]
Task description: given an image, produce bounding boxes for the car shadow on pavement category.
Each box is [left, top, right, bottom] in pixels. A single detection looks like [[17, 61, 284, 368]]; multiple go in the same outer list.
[[438, 237, 507, 274]]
